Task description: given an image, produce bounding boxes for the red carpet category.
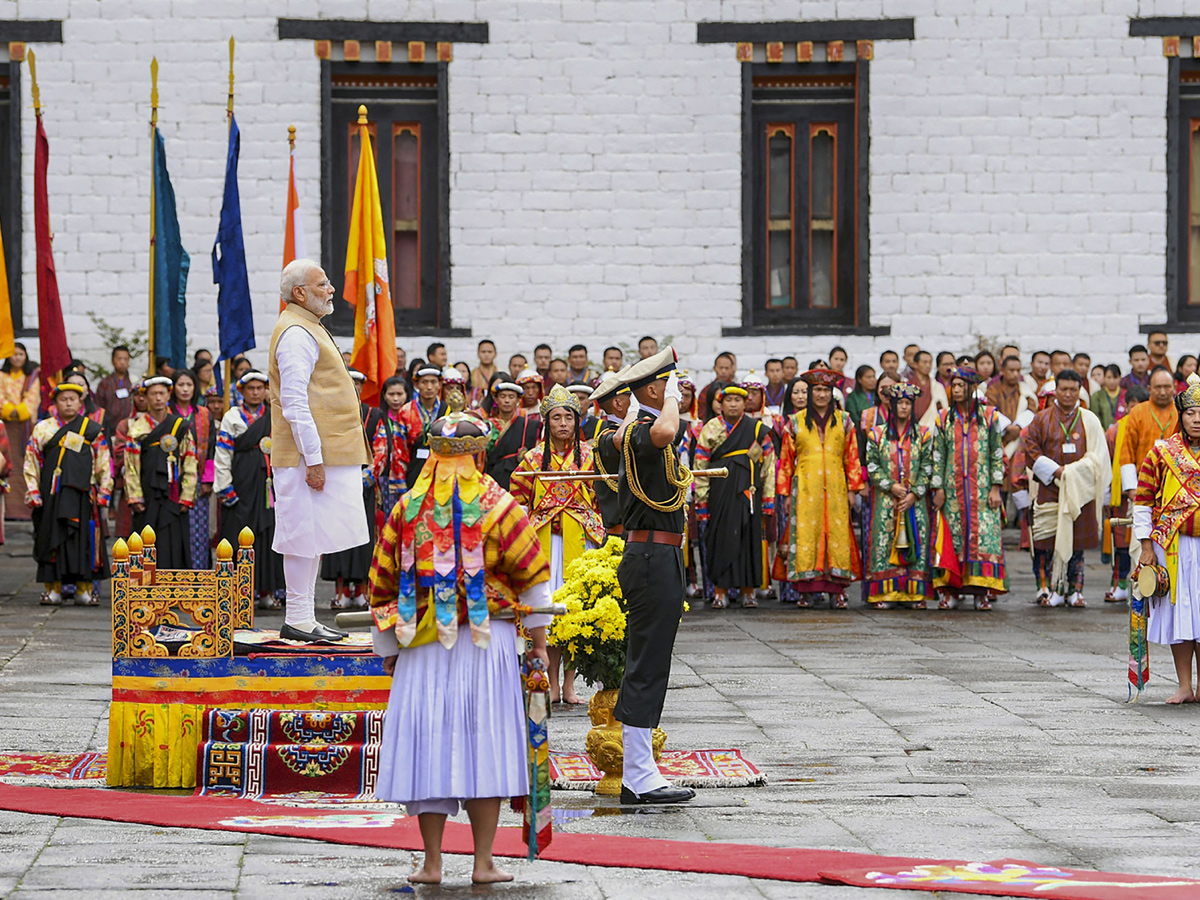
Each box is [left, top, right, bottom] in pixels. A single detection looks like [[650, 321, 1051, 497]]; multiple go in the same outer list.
[[0, 782, 1196, 895]]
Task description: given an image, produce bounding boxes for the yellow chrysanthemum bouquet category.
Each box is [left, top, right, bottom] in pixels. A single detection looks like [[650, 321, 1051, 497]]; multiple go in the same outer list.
[[549, 538, 628, 689]]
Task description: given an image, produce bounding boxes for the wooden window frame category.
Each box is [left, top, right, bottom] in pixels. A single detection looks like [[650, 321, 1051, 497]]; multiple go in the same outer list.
[[727, 61, 885, 336], [1165, 59, 1200, 328], [321, 60, 467, 338]]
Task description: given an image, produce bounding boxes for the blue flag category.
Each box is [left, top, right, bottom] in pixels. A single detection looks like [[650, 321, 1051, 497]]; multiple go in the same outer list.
[[153, 127, 190, 371], [213, 114, 254, 362]]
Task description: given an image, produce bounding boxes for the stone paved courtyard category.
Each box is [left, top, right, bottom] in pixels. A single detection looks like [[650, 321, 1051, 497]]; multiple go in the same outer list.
[[0, 524, 1196, 898]]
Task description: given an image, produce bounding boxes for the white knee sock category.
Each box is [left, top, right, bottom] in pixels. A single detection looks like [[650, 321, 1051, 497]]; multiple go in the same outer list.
[[283, 554, 321, 628], [621, 724, 668, 794]]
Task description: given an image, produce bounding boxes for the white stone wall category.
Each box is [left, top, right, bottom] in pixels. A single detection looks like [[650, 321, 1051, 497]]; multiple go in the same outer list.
[[0, 0, 1194, 378]]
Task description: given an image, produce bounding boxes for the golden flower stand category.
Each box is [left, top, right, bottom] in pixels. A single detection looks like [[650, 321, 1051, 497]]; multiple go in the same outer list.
[[585, 688, 666, 795]]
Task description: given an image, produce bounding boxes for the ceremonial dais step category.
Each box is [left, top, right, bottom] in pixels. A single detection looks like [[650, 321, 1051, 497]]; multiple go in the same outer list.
[[197, 709, 384, 799]]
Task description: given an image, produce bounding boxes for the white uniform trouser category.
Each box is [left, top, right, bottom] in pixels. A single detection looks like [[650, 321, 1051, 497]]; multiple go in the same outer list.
[[283, 554, 321, 627], [622, 724, 668, 794]]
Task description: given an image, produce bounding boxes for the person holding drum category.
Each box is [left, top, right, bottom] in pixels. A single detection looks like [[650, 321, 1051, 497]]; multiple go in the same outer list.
[[1132, 374, 1200, 704]]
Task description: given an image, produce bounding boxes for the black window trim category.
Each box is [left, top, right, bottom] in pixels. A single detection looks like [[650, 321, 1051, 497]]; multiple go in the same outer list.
[[0, 21, 64, 337], [700, 19, 911, 337]]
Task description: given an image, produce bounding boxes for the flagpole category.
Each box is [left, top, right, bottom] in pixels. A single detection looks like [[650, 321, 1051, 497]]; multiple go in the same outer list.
[[147, 58, 159, 376], [223, 36, 235, 409]]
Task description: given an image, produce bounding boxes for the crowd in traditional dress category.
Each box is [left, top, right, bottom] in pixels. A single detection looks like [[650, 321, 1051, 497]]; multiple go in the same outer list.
[[0, 328, 1189, 631]]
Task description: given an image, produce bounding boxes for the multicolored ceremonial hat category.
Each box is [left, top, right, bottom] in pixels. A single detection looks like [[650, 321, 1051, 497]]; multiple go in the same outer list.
[[441, 365, 467, 385], [801, 368, 843, 388], [740, 370, 766, 391], [52, 382, 86, 397], [677, 369, 696, 391], [1176, 373, 1200, 411], [516, 367, 542, 386], [619, 345, 679, 391], [881, 382, 923, 401], [949, 366, 981, 384], [237, 371, 268, 386], [428, 393, 490, 456], [719, 385, 749, 399], [491, 379, 522, 396], [141, 376, 173, 391], [540, 383, 582, 418]]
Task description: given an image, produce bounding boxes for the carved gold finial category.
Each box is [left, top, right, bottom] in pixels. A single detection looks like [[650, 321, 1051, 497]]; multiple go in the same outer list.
[[141, 524, 157, 546], [150, 57, 159, 128], [238, 527, 254, 548], [216, 539, 233, 561], [112, 539, 129, 561], [446, 389, 466, 414], [127, 532, 143, 553], [27, 49, 41, 117], [357, 104, 368, 125], [288, 124, 296, 151]]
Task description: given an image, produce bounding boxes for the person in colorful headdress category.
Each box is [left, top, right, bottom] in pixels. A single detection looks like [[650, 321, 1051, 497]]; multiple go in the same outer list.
[[483, 376, 539, 491], [368, 397, 552, 884], [213, 371, 284, 608], [516, 367, 545, 420], [123, 376, 198, 570], [863, 382, 934, 609], [608, 346, 695, 805], [371, 374, 413, 524], [398, 365, 444, 490], [774, 368, 866, 609], [1132, 374, 1200, 703], [587, 370, 632, 537], [323, 370, 377, 610], [930, 367, 1007, 610], [1024, 369, 1110, 607], [440, 364, 468, 403], [567, 383, 601, 442], [24, 382, 112, 606], [510, 384, 605, 704], [695, 383, 776, 609]]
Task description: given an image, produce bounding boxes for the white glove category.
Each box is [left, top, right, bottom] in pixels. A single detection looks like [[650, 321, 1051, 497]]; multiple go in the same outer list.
[[664, 370, 683, 404]]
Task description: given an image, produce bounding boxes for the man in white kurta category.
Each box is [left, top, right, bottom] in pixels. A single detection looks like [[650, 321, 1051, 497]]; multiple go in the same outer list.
[[268, 259, 370, 642]]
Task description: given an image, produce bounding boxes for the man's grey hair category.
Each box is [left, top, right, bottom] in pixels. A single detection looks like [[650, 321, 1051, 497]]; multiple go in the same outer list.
[[280, 259, 321, 303]]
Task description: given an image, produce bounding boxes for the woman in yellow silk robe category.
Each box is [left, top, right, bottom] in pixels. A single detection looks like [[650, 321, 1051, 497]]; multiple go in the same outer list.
[[774, 369, 866, 608], [510, 384, 605, 702]]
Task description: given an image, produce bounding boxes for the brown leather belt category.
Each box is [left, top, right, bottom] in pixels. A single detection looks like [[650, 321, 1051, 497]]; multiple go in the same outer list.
[[606, 525, 624, 536], [625, 529, 683, 547]]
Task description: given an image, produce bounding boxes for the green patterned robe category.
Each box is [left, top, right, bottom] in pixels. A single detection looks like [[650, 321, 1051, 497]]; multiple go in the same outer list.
[[864, 423, 935, 602], [931, 404, 1008, 593]]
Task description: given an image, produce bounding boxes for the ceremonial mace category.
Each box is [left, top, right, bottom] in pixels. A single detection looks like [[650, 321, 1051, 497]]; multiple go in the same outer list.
[[334, 604, 569, 631], [511, 466, 730, 483]]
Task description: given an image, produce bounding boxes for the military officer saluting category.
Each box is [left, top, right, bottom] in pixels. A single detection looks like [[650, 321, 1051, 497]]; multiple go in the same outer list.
[[610, 347, 695, 805]]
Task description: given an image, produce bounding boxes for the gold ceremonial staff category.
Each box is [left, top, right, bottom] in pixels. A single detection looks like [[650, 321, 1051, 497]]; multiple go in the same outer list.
[[512, 466, 730, 483]]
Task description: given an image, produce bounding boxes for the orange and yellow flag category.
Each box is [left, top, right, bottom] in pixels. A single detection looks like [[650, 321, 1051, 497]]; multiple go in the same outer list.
[[0, 220, 15, 361], [343, 105, 396, 406]]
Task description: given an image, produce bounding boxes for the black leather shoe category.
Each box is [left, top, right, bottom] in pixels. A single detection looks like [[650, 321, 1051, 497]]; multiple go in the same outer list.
[[279, 622, 348, 643], [619, 785, 696, 805]]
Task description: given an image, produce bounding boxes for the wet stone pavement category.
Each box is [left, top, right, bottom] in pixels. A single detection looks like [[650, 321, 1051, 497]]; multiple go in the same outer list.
[[0, 523, 1196, 898]]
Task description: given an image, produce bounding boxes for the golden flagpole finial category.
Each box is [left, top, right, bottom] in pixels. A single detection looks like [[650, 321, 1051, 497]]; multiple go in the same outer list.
[[150, 57, 159, 128], [288, 124, 296, 151], [227, 36, 235, 118], [357, 104, 368, 125], [27, 49, 41, 117]]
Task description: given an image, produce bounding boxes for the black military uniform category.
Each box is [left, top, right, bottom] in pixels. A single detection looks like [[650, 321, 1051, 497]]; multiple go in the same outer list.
[[588, 374, 631, 535], [610, 347, 695, 806]]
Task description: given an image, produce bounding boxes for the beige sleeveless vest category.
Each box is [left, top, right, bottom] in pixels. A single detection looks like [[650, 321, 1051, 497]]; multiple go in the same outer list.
[[268, 304, 370, 468]]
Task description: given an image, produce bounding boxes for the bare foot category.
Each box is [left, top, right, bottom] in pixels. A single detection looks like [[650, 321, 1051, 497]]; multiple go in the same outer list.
[[563, 693, 585, 705], [408, 863, 442, 884], [473, 863, 515, 884], [1165, 687, 1194, 704]]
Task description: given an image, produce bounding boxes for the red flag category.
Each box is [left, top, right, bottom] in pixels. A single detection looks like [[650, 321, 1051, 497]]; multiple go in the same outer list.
[[33, 114, 71, 400], [932, 510, 962, 588]]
